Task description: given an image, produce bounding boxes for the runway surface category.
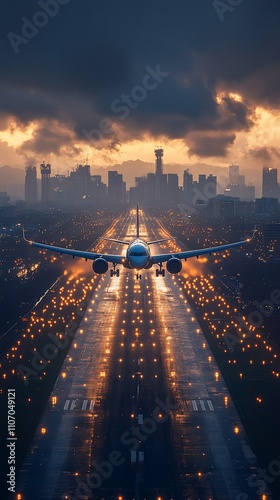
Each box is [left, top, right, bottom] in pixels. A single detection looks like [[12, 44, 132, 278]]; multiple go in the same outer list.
[[17, 209, 270, 499]]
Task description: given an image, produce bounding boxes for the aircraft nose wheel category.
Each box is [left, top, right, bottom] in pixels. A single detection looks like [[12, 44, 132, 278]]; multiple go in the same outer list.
[[110, 268, 120, 277], [136, 273, 142, 280]]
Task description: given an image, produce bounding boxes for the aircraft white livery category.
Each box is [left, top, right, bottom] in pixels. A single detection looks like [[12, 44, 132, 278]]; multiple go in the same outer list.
[[23, 206, 255, 280]]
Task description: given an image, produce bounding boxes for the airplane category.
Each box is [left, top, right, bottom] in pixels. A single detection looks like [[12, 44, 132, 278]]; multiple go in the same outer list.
[[23, 206, 255, 280]]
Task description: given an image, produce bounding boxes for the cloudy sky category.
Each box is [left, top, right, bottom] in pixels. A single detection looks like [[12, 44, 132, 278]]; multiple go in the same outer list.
[[0, 0, 280, 173]]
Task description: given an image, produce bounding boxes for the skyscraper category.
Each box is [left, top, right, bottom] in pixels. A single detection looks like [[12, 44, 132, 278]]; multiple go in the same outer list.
[[205, 174, 217, 199], [40, 163, 51, 208], [69, 164, 91, 201], [25, 166, 38, 205], [262, 167, 279, 199], [167, 173, 179, 203], [146, 173, 156, 205], [229, 164, 240, 184], [226, 164, 254, 201], [183, 169, 193, 205], [108, 171, 126, 203]]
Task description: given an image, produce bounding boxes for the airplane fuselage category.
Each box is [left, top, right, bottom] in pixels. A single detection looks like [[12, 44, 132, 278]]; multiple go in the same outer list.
[[126, 238, 150, 269], [24, 204, 253, 280]]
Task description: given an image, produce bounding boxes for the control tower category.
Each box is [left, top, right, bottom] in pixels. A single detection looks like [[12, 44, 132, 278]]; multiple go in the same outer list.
[[155, 147, 163, 202], [155, 147, 163, 176], [40, 163, 51, 208]]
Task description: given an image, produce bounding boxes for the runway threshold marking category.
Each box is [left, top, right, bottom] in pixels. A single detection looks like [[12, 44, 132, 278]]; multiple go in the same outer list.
[[190, 399, 214, 412], [63, 399, 95, 411]]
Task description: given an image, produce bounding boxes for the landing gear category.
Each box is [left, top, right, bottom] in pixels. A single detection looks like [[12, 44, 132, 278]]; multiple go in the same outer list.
[[156, 264, 165, 277], [110, 265, 120, 277], [136, 273, 142, 280]]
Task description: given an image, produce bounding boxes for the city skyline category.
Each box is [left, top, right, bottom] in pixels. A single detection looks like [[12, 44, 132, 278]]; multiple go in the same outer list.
[[1, 149, 278, 218]]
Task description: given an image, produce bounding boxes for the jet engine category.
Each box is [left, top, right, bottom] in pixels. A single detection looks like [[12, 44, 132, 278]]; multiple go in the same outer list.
[[92, 258, 108, 274], [166, 257, 182, 274]]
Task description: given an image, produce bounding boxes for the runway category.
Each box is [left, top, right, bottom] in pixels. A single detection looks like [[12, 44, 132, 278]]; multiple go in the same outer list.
[[17, 209, 270, 499]]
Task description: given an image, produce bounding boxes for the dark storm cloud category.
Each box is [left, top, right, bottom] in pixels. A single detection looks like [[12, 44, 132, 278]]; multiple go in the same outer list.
[[0, 0, 280, 157], [0, 85, 58, 124], [248, 146, 280, 163], [188, 133, 236, 157], [17, 122, 81, 157]]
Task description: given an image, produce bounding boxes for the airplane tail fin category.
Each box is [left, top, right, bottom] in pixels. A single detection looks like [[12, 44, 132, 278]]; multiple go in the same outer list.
[[136, 204, 140, 238]]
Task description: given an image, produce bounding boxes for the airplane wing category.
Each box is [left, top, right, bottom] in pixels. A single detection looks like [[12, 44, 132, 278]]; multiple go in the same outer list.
[[151, 235, 253, 265], [147, 237, 177, 245], [100, 237, 130, 245], [23, 230, 125, 265]]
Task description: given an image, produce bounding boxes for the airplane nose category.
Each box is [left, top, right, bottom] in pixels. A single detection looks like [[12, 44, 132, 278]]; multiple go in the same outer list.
[[133, 256, 149, 269]]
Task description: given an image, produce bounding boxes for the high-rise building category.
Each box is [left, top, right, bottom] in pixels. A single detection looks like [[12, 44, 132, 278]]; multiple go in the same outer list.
[[25, 166, 38, 205], [129, 176, 147, 204], [229, 164, 240, 184], [262, 167, 279, 199], [155, 148, 163, 202], [90, 175, 107, 204], [135, 177, 146, 198], [205, 174, 217, 199], [225, 164, 255, 201], [198, 174, 207, 192], [242, 185, 255, 202], [69, 164, 91, 202], [40, 163, 51, 208], [255, 197, 278, 216], [50, 175, 66, 207], [108, 171, 126, 203], [183, 169, 193, 205], [160, 173, 168, 203], [207, 195, 238, 218], [167, 173, 179, 203], [146, 173, 156, 205], [183, 170, 216, 210]]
